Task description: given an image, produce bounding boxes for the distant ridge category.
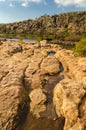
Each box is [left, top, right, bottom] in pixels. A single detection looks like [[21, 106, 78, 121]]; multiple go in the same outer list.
[[0, 11, 86, 35]]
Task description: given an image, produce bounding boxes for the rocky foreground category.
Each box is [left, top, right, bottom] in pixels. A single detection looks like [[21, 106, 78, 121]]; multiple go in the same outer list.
[[0, 40, 86, 130]]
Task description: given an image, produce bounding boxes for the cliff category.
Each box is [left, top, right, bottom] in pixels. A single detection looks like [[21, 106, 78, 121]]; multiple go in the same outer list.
[[0, 11, 86, 35]]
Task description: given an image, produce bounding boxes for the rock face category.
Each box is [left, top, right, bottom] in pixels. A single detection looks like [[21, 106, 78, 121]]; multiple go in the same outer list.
[[0, 86, 29, 130], [53, 78, 86, 130], [53, 49, 86, 130], [0, 11, 86, 34], [0, 41, 29, 130], [0, 40, 86, 130], [55, 49, 86, 86]]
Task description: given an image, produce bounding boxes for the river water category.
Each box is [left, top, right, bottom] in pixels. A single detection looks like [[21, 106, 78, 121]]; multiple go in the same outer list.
[[7, 38, 36, 43]]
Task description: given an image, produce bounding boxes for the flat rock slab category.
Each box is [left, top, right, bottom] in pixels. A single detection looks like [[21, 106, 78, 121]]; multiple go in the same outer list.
[[41, 56, 60, 75]]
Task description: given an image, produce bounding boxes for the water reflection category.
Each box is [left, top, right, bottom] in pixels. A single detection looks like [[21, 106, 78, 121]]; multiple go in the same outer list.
[[48, 52, 55, 56], [23, 39, 36, 43], [7, 38, 18, 42], [7, 38, 36, 43]]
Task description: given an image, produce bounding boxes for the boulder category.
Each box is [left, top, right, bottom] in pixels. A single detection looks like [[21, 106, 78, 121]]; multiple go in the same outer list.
[[53, 78, 86, 130], [0, 85, 29, 130], [55, 49, 86, 86], [29, 88, 47, 117], [40, 40, 48, 47], [41, 56, 60, 75]]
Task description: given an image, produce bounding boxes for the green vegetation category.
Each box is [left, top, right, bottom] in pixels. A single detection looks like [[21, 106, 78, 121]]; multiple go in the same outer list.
[[0, 32, 86, 57], [0, 33, 54, 41], [0, 33, 16, 38], [60, 29, 69, 36], [64, 33, 86, 42], [55, 31, 86, 42], [18, 37, 24, 43], [59, 43, 75, 50], [73, 38, 86, 57]]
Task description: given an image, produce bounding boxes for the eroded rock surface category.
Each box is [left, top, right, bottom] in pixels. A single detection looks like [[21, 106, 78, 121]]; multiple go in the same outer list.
[[41, 56, 60, 75], [29, 88, 47, 117], [0, 40, 86, 130], [0, 40, 61, 130], [55, 49, 86, 86], [0, 86, 29, 130], [53, 78, 86, 130], [54, 49, 86, 130]]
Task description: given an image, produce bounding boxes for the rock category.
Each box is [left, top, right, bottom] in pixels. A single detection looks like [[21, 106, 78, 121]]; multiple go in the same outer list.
[[0, 85, 29, 130], [55, 49, 86, 86], [0, 12, 86, 35], [40, 40, 47, 47], [0, 40, 86, 130], [41, 56, 60, 75], [0, 41, 30, 130], [29, 88, 47, 117], [53, 78, 86, 130], [7, 42, 22, 55], [31, 74, 42, 89], [0, 40, 3, 45], [0, 41, 22, 57], [78, 58, 86, 72], [0, 38, 6, 41]]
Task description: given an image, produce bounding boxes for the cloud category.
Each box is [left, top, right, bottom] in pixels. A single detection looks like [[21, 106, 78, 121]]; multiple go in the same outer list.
[[9, 0, 46, 7], [54, 0, 86, 7], [0, 0, 46, 7], [9, 2, 14, 7], [21, 0, 45, 7]]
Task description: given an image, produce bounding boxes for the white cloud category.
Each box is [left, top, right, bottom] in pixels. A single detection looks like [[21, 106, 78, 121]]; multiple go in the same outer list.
[[21, 0, 45, 7], [8, 0, 45, 7], [21, 0, 29, 7], [0, 0, 46, 7], [54, 0, 86, 7], [9, 2, 14, 7]]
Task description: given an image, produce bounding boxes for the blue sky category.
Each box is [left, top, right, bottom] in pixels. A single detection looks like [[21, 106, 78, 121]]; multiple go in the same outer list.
[[0, 0, 86, 23]]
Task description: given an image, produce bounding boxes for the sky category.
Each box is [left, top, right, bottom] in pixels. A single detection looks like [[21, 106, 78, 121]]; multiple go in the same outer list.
[[0, 0, 86, 23]]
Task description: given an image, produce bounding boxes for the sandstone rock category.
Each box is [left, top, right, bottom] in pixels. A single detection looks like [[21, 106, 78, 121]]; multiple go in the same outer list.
[[78, 58, 86, 72], [29, 88, 47, 117], [0, 41, 30, 130], [55, 49, 86, 86], [53, 78, 86, 130], [0, 41, 22, 57], [0, 40, 86, 130], [0, 85, 29, 130], [41, 56, 60, 75], [0, 40, 3, 45], [7, 42, 22, 55], [40, 40, 47, 47]]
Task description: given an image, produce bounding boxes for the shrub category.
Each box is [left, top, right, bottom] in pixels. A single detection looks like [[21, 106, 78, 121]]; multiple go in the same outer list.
[[18, 37, 23, 43], [73, 38, 86, 56]]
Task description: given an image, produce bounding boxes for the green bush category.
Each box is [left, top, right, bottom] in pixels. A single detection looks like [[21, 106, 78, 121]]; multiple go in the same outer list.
[[73, 38, 86, 56], [18, 37, 23, 43]]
